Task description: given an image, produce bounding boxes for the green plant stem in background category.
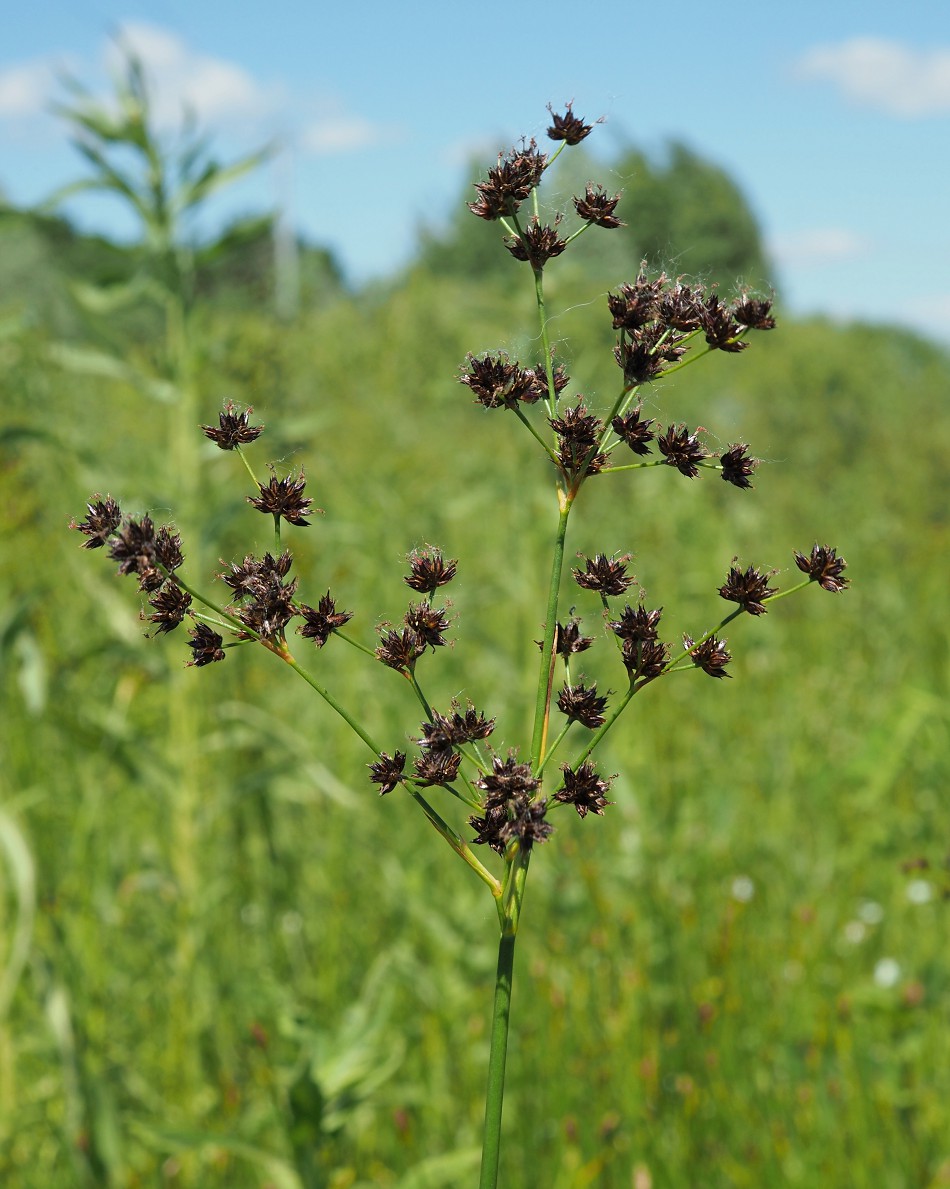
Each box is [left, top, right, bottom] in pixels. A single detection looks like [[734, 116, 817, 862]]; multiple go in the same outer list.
[[530, 494, 574, 772], [479, 929, 516, 1189]]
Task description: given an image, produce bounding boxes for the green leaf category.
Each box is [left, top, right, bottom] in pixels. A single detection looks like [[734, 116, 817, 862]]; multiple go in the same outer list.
[[45, 342, 179, 403], [0, 808, 36, 1020]]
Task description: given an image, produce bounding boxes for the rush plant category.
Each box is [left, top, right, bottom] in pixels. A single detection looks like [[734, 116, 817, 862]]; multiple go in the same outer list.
[[73, 102, 848, 1187]]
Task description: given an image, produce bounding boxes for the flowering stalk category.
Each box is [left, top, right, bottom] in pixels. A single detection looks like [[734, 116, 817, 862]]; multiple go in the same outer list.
[[73, 103, 849, 1187]]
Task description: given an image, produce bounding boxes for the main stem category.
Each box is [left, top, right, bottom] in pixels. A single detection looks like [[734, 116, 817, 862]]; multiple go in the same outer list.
[[479, 929, 516, 1189], [530, 492, 573, 770]]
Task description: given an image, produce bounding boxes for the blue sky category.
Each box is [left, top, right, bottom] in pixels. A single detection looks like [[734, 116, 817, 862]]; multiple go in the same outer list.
[[2, 0, 948, 341]]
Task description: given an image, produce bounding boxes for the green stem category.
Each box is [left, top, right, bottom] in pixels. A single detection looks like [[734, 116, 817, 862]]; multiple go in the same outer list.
[[479, 847, 529, 1189], [530, 493, 573, 770], [407, 789, 501, 898], [479, 930, 516, 1189], [570, 684, 635, 770]]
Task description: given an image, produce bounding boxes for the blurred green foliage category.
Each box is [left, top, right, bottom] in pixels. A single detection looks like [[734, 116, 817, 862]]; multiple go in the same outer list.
[[1, 109, 949, 1189]]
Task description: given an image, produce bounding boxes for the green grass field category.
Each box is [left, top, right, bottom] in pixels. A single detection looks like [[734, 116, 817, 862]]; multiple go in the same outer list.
[[2, 257, 950, 1188]]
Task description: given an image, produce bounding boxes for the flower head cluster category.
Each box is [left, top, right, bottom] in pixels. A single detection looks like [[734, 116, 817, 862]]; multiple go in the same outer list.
[[553, 761, 614, 818], [247, 472, 314, 527], [549, 403, 607, 478], [470, 755, 552, 853], [573, 554, 635, 596], [609, 604, 669, 681], [505, 216, 568, 270], [657, 423, 709, 478], [468, 139, 547, 221], [298, 593, 352, 647], [404, 548, 458, 593], [460, 352, 567, 409], [794, 544, 850, 592], [611, 407, 655, 456], [573, 183, 623, 228], [718, 563, 778, 616], [546, 103, 594, 145], [608, 268, 774, 389], [375, 594, 452, 674], [684, 634, 732, 679], [201, 402, 264, 450], [221, 551, 298, 640], [557, 682, 608, 728]]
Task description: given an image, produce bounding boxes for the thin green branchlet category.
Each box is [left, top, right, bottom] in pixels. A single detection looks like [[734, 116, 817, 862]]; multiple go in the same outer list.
[[72, 102, 848, 1189]]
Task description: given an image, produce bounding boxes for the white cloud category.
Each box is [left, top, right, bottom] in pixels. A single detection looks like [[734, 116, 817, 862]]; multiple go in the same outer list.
[[901, 292, 950, 343], [0, 58, 58, 118], [299, 96, 399, 155], [108, 21, 279, 128], [302, 114, 387, 155], [794, 37, 950, 117], [768, 227, 872, 268]]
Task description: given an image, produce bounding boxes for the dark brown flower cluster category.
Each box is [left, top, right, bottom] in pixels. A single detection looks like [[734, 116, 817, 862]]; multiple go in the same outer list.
[[608, 268, 774, 388], [221, 551, 298, 640], [609, 604, 669, 682], [549, 403, 607, 478], [73, 497, 201, 640], [546, 102, 594, 145], [470, 755, 552, 853], [187, 623, 226, 667], [459, 352, 568, 409], [573, 554, 635, 596], [505, 216, 568, 269], [247, 472, 314, 527], [298, 593, 352, 646], [413, 706, 493, 788], [553, 761, 614, 818], [573, 183, 623, 228], [376, 597, 451, 673], [553, 619, 594, 656], [468, 139, 547, 221], [404, 548, 457, 593], [557, 682, 608, 728], [657, 424, 709, 478], [107, 513, 184, 592], [719, 443, 757, 489], [794, 544, 850, 592], [611, 407, 656, 456], [684, 634, 732, 678], [701, 295, 748, 353], [201, 402, 264, 450], [368, 751, 406, 795], [72, 496, 122, 549], [718, 564, 778, 616]]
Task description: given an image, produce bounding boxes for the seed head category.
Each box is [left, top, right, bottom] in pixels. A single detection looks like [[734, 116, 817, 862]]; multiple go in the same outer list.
[[556, 682, 608, 729], [611, 407, 655, 456], [573, 554, 635, 596], [146, 581, 192, 635], [657, 424, 709, 478], [247, 472, 314, 527], [368, 751, 406, 795], [468, 139, 547, 221], [186, 623, 226, 667], [609, 603, 663, 642], [701, 294, 747, 353], [505, 216, 568, 269], [720, 444, 757, 489], [201, 401, 264, 450], [732, 297, 776, 331], [298, 593, 352, 646], [684, 634, 732, 679], [573, 183, 623, 228], [553, 761, 614, 818], [546, 102, 594, 145], [718, 564, 777, 616], [404, 548, 457, 593], [793, 544, 850, 592], [376, 627, 426, 674], [72, 496, 122, 549]]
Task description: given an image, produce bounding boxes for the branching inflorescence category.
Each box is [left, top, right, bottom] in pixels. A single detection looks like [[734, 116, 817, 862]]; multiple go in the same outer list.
[[73, 103, 848, 1188]]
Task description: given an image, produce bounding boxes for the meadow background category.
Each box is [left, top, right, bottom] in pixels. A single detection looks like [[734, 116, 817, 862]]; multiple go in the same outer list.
[[1, 76, 950, 1189]]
